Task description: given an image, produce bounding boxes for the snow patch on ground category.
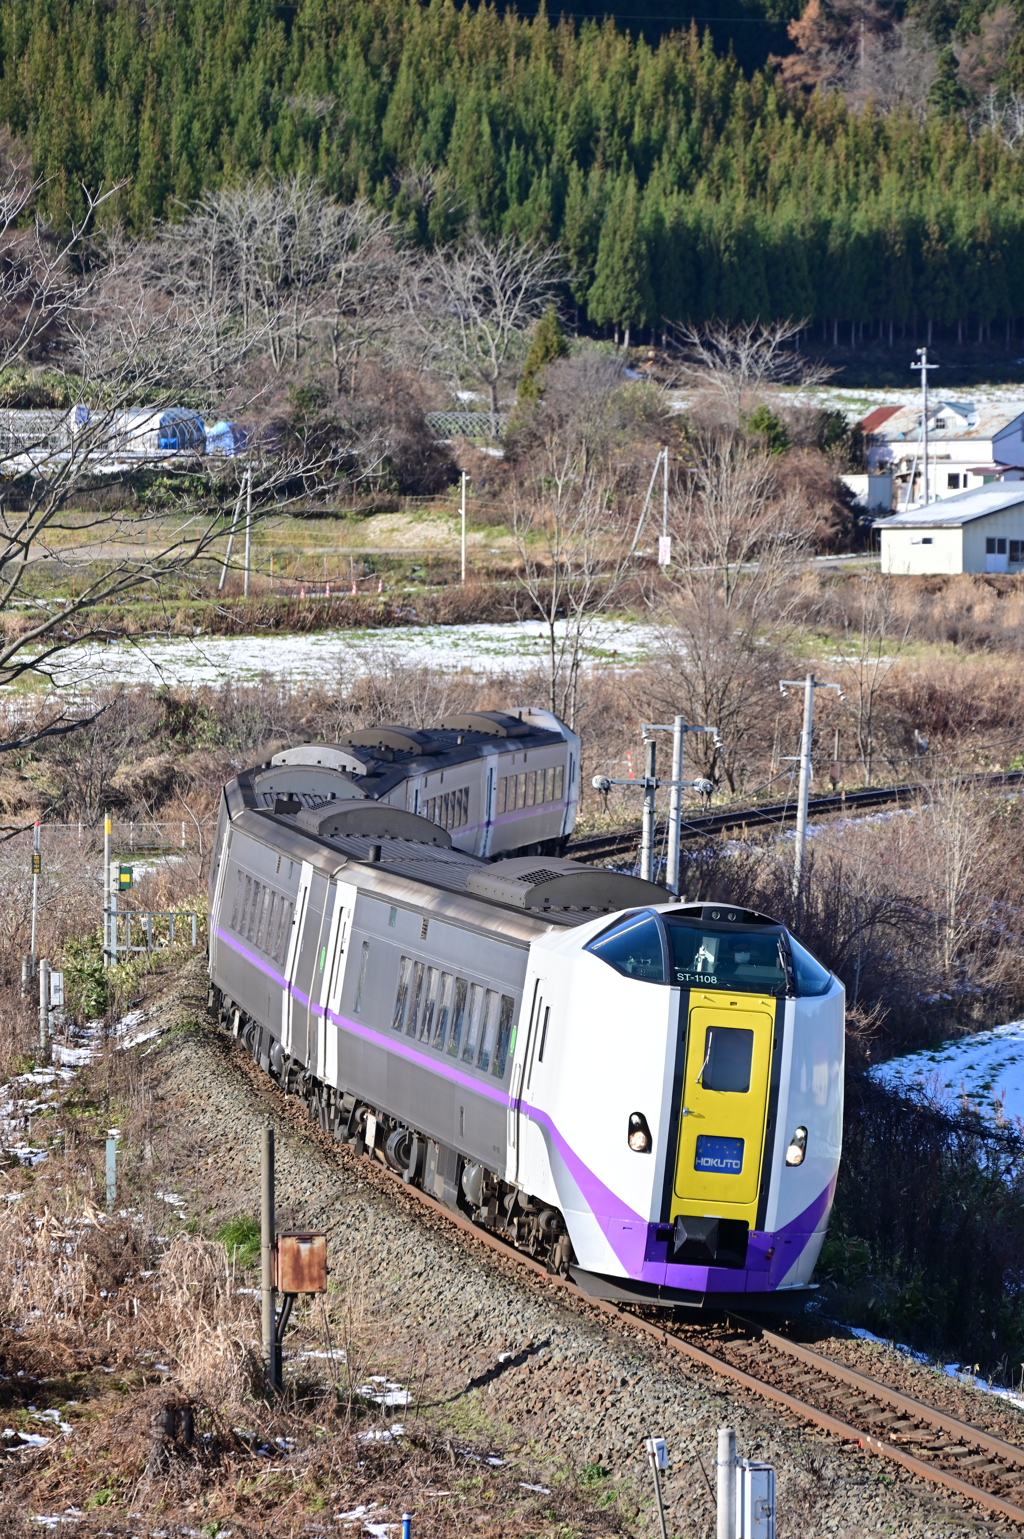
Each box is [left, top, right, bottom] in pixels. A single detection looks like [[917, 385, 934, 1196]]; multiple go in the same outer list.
[[871, 1019, 1024, 1127], [14, 617, 657, 696], [848, 1326, 1024, 1411]]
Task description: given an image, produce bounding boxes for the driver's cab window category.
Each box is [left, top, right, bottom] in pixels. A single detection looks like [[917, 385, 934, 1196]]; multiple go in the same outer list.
[[667, 922, 787, 993]]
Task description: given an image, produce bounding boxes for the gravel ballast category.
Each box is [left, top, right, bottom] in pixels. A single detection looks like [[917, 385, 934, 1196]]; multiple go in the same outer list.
[[131, 962, 1021, 1537]]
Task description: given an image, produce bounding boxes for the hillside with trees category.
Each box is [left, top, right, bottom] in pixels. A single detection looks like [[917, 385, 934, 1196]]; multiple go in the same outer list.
[[3, 0, 1024, 341]]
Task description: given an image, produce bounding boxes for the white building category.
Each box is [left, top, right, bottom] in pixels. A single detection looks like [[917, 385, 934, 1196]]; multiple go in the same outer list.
[[861, 401, 1024, 507], [875, 483, 1024, 574]]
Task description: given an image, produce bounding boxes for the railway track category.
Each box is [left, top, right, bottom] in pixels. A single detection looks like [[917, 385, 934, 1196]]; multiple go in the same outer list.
[[567, 768, 1024, 864], [232, 1030, 1024, 1531]]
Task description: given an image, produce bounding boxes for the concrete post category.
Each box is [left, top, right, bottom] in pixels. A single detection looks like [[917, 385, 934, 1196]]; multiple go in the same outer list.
[[38, 958, 49, 1059], [717, 1427, 737, 1539]]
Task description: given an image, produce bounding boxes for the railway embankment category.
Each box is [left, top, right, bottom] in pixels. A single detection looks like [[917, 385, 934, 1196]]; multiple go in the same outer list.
[[8, 955, 1010, 1537]]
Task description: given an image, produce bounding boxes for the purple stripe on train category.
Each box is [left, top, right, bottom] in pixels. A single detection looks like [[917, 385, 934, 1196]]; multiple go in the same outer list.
[[215, 923, 831, 1293]]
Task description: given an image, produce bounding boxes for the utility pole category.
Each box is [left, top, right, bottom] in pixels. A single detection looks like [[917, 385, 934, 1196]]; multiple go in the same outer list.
[[662, 446, 668, 539], [261, 1124, 280, 1393], [913, 347, 938, 506], [645, 716, 719, 895], [243, 464, 252, 597], [103, 814, 111, 968], [29, 820, 40, 979], [460, 471, 468, 583], [640, 737, 657, 884], [780, 675, 843, 905], [592, 718, 718, 889]]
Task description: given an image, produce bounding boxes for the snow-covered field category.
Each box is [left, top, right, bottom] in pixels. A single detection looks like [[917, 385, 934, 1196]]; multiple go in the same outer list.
[[25, 617, 658, 695], [872, 1020, 1024, 1127], [668, 381, 1024, 424]]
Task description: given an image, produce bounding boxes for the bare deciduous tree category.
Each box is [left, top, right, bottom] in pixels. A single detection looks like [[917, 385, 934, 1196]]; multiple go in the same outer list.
[[0, 177, 346, 738], [409, 235, 562, 414], [512, 446, 630, 732], [833, 579, 916, 784], [673, 431, 816, 616], [667, 319, 832, 423]]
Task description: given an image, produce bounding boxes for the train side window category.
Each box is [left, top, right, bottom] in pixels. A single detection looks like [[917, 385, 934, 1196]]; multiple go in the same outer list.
[[231, 870, 244, 928], [586, 912, 666, 982], [239, 875, 253, 935], [517, 772, 527, 807], [699, 1026, 753, 1093], [354, 940, 370, 1013], [257, 892, 275, 951], [247, 883, 263, 941], [419, 966, 441, 1041], [445, 977, 469, 1055], [460, 786, 468, 825], [433, 972, 455, 1046], [498, 777, 507, 814], [493, 994, 515, 1077], [554, 764, 564, 800], [462, 983, 486, 1063], [478, 989, 502, 1071], [406, 961, 425, 1036], [393, 956, 413, 1030], [275, 901, 293, 963], [529, 771, 538, 806]]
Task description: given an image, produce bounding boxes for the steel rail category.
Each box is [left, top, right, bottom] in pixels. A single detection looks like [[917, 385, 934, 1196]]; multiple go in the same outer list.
[[368, 1152, 1024, 1524], [567, 769, 1024, 863], [227, 1030, 1024, 1527], [752, 1324, 1024, 1469]]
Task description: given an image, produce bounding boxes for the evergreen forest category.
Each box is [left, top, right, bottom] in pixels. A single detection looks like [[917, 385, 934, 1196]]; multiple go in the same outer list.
[[3, 0, 1024, 338]]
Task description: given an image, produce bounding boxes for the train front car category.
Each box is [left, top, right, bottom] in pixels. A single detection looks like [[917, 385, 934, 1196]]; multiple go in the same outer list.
[[513, 902, 843, 1309]]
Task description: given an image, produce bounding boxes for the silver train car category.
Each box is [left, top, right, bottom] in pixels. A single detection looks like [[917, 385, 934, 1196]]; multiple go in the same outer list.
[[208, 764, 845, 1309], [259, 707, 580, 859]]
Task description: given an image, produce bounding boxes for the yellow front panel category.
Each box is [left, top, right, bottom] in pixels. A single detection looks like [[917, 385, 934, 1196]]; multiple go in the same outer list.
[[672, 990, 775, 1225]]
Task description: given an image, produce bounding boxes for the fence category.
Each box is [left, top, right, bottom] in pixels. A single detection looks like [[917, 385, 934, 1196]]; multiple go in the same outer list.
[[424, 411, 508, 441], [9, 820, 212, 851], [112, 909, 203, 955]]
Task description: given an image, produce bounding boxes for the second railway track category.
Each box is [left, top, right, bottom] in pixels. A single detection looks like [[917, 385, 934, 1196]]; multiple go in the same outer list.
[[567, 768, 1024, 863]]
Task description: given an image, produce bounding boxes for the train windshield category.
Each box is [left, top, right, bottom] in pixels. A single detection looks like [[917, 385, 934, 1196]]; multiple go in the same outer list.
[[664, 920, 788, 994], [586, 912, 833, 997]]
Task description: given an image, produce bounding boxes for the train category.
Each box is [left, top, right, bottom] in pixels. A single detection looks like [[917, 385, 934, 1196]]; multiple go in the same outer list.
[[207, 723, 845, 1311], [259, 707, 580, 860]]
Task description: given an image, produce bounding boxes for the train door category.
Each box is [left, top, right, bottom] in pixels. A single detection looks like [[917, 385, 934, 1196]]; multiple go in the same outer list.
[[321, 881, 357, 1084], [306, 884, 337, 1078], [672, 990, 775, 1227], [285, 862, 327, 1068], [509, 978, 544, 1184]]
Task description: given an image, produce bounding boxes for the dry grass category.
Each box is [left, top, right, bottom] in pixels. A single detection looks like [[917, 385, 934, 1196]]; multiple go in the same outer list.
[[0, 1011, 634, 1537]]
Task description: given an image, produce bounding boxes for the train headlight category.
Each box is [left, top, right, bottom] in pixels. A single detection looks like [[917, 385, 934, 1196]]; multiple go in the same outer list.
[[785, 1126, 808, 1166], [628, 1112, 652, 1153]]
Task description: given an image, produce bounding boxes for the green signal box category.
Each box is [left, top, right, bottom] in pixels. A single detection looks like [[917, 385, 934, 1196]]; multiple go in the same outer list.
[[118, 864, 134, 891]]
